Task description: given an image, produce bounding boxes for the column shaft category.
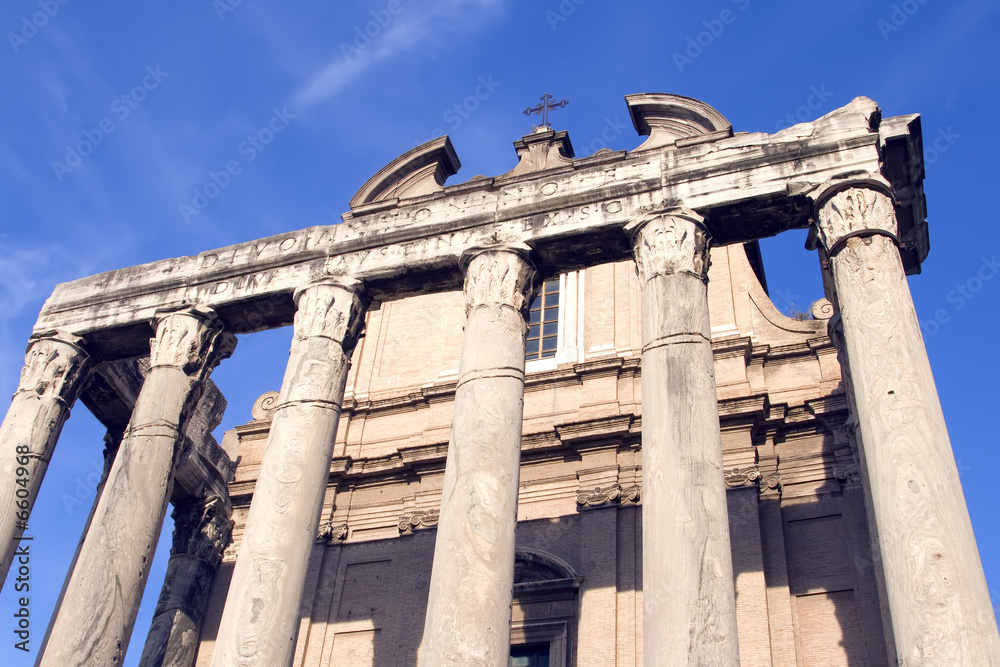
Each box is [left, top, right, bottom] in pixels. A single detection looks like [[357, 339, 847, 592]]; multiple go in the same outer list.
[[210, 278, 366, 667], [626, 210, 741, 666], [0, 331, 92, 589], [38, 308, 235, 667], [417, 245, 538, 667], [814, 179, 1000, 665]]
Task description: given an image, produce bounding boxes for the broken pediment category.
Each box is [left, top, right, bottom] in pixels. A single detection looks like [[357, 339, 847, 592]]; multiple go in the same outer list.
[[626, 93, 733, 151], [349, 135, 461, 213]]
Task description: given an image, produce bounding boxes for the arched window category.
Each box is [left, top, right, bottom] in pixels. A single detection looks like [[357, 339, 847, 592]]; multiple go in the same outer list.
[[510, 549, 580, 667]]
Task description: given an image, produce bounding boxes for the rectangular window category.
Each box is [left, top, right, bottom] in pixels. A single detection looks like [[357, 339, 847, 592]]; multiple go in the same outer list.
[[510, 643, 550, 667], [526, 279, 559, 360]]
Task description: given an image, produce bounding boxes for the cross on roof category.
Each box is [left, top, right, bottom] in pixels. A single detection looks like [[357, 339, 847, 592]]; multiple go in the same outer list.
[[523, 93, 569, 131]]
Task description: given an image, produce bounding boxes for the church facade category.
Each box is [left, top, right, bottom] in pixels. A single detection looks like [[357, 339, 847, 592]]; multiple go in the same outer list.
[[2, 93, 999, 666]]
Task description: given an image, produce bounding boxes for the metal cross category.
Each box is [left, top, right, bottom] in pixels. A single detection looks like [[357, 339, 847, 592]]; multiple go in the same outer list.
[[523, 93, 569, 130]]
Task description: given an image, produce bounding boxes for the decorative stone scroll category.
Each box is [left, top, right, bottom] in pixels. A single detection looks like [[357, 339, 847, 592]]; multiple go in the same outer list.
[[398, 510, 440, 533], [619, 484, 641, 506], [724, 467, 762, 489], [576, 485, 621, 508], [625, 208, 710, 284], [251, 391, 280, 421], [319, 522, 349, 542], [833, 463, 862, 487]]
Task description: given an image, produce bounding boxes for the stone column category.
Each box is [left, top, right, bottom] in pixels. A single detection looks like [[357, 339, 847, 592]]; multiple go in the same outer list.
[[812, 177, 1000, 665], [210, 277, 367, 667], [38, 307, 235, 667], [417, 245, 538, 667], [139, 495, 233, 667], [625, 209, 741, 666], [0, 330, 92, 589]]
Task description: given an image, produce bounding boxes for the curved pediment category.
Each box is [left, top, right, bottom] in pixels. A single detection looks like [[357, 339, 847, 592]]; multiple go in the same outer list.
[[626, 93, 733, 151], [349, 135, 461, 212]]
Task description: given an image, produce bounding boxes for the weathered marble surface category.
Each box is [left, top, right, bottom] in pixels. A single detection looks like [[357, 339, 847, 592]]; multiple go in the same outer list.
[[32, 98, 925, 354], [209, 279, 366, 667], [139, 496, 232, 667], [417, 245, 538, 666], [626, 210, 741, 666], [813, 179, 1000, 665], [38, 308, 235, 667], [0, 331, 92, 590]]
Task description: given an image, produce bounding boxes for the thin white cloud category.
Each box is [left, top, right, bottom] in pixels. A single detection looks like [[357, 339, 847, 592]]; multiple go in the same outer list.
[[294, 0, 505, 108]]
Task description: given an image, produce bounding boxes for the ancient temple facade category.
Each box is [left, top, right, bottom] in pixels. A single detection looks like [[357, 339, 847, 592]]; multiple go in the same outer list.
[[2, 94, 999, 667]]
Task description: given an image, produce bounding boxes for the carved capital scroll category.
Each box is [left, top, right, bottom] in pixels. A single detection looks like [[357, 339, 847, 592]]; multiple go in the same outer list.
[[812, 177, 897, 256], [171, 495, 234, 569], [251, 391, 280, 421], [149, 306, 236, 378], [625, 208, 710, 284], [576, 484, 621, 508], [318, 522, 348, 543], [724, 466, 762, 489], [460, 243, 539, 319], [398, 509, 440, 533], [292, 277, 369, 350], [17, 330, 93, 405]]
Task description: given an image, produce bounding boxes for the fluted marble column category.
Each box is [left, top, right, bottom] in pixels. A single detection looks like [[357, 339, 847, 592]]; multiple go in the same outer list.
[[625, 209, 741, 666], [0, 330, 92, 590], [417, 244, 539, 667], [813, 177, 1000, 665], [39, 307, 235, 667], [139, 495, 233, 667], [210, 277, 367, 667]]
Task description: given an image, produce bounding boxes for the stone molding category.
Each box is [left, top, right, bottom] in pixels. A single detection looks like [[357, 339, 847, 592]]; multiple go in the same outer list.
[[811, 176, 897, 256], [292, 277, 368, 350], [625, 208, 711, 284], [149, 306, 236, 378], [17, 330, 93, 405], [398, 509, 440, 533], [460, 243, 539, 318], [724, 466, 762, 489]]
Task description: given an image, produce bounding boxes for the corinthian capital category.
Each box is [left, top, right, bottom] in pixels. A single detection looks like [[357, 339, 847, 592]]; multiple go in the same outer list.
[[625, 208, 710, 283], [460, 243, 539, 318], [812, 177, 897, 255], [171, 495, 233, 569], [149, 306, 236, 377], [17, 330, 93, 404], [292, 277, 368, 350]]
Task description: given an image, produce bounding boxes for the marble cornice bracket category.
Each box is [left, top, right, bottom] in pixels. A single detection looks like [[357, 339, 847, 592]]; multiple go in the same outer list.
[[725, 465, 780, 496], [318, 522, 349, 543], [575, 483, 641, 509], [833, 463, 862, 488], [398, 509, 440, 533]]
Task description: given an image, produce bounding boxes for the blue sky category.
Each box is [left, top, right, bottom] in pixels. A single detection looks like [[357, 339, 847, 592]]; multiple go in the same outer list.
[[1, 0, 998, 663]]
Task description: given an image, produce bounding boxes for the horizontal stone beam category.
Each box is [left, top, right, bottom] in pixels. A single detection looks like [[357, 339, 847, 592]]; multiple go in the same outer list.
[[35, 98, 924, 361]]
